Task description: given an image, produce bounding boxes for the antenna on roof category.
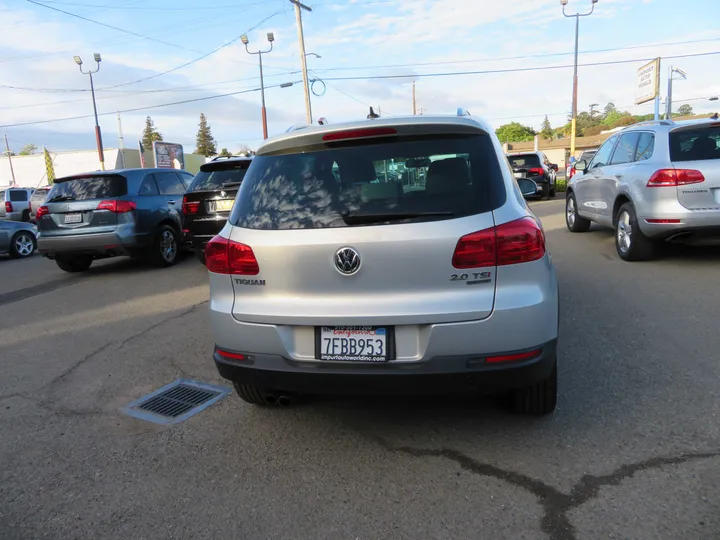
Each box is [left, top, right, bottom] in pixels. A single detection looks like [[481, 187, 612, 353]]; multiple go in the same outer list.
[[457, 108, 471, 117], [318, 117, 328, 125], [367, 107, 380, 119]]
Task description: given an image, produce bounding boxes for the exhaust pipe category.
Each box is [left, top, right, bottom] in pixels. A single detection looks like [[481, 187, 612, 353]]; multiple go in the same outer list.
[[277, 395, 293, 407], [264, 394, 277, 405]]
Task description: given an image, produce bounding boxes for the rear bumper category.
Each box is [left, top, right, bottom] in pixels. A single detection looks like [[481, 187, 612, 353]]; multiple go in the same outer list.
[[37, 230, 137, 255], [214, 339, 557, 395], [639, 211, 720, 242]]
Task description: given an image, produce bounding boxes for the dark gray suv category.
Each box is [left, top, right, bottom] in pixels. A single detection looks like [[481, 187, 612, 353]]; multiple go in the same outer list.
[[36, 168, 194, 273]]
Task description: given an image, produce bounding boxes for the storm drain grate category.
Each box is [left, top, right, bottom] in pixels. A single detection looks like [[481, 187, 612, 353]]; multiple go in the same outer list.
[[122, 379, 231, 425]]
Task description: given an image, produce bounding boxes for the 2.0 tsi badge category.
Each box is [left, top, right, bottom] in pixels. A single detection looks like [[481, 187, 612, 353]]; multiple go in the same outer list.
[[335, 247, 361, 275]]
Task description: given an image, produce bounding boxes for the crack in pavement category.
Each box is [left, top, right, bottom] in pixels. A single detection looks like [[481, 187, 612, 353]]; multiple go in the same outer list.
[[376, 439, 720, 540], [116, 301, 208, 351]]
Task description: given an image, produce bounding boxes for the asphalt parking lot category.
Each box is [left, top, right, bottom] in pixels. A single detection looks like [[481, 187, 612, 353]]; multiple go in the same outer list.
[[1, 198, 719, 540]]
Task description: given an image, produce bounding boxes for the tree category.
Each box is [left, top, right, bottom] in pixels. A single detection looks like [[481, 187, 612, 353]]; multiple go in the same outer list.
[[237, 144, 253, 155], [589, 103, 600, 120], [676, 104, 694, 116], [195, 113, 217, 157], [610, 116, 638, 129], [219, 148, 232, 157], [602, 102, 616, 120], [19, 143, 37, 155], [583, 125, 606, 136], [141, 116, 163, 150], [540, 115, 554, 140], [495, 122, 536, 143]]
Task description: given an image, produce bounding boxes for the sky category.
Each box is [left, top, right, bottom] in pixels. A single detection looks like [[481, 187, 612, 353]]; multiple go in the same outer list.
[[0, 0, 719, 154]]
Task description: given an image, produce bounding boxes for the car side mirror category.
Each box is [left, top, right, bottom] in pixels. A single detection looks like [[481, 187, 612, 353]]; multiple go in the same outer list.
[[517, 178, 538, 198], [550, 163, 558, 171], [574, 160, 587, 172]]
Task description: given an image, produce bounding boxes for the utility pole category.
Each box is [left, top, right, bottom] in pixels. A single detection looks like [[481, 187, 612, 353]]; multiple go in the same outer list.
[[561, 0, 598, 161], [3, 134, 17, 186], [291, 0, 313, 125], [412, 80, 417, 115], [74, 53, 105, 170], [117, 112, 125, 168]]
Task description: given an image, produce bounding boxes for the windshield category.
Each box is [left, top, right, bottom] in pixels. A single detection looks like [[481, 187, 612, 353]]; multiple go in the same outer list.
[[47, 175, 127, 201], [230, 134, 503, 230], [508, 154, 541, 168], [189, 163, 251, 192], [670, 126, 720, 161]]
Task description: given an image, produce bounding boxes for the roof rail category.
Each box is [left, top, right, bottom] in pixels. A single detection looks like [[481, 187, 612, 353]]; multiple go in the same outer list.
[[457, 108, 471, 117], [627, 119, 675, 128], [285, 124, 310, 133]]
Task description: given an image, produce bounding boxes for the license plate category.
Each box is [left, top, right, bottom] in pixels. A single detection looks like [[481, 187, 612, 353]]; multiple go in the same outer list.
[[318, 326, 388, 362], [215, 199, 234, 212], [514, 172, 523, 179], [64, 213, 82, 224]]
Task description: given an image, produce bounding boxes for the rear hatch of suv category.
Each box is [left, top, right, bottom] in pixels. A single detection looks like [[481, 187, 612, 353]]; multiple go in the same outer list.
[[508, 153, 544, 181], [668, 123, 720, 210], [212, 122, 513, 326], [182, 158, 252, 245], [38, 174, 129, 238]]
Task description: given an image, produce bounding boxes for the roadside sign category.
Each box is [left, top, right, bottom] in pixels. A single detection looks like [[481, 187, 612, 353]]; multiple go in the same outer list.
[[153, 141, 185, 169], [635, 57, 661, 105]]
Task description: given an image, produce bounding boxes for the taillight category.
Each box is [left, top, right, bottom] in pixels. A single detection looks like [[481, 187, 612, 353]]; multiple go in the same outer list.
[[35, 205, 49, 219], [569, 167, 576, 177], [527, 167, 544, 176], [205, 235, 259, 275], [182, 196, 200, 214], [647, 169, 704, 187], [96, 200, 136, 213], [452, 217, 545, 268], [5, 201, 12, 213]]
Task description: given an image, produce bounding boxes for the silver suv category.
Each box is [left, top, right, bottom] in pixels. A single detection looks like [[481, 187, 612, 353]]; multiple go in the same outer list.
[[0, 188, 34, 221], [565, 119, 720, 260], [207, 112, 560, 415]]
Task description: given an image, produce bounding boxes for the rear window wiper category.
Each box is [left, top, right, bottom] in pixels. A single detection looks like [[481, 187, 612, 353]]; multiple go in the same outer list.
[[221, 181, 242, 187], [340, 210, 454, 225], [47, 195, 76, 202]]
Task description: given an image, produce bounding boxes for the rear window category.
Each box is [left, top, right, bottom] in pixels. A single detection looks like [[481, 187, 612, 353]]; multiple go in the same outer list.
[[47, 175, 127, 201], [31, 188, 49, 201], [189, 162, 251, 192], [9, 190, 28, 202], [670, 126, 720, 162], [230, 134, 504, 230], [508, 154, 541, 168]]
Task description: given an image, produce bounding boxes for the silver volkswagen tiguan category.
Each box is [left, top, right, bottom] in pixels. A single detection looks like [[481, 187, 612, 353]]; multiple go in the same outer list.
[[207, 111, 560, 415]]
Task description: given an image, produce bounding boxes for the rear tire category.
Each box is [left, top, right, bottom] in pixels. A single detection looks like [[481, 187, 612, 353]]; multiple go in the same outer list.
[[541, 182, 550, 200], [21, 209, 30, 222], [9, 231, 36, 258], [549, 185, 556, 198], [565, 192, 591, 232], [148, 225, 179, 267], [511, 359, 557, 416], [196, 249, 206, 265], [55, 254, 93, 273], [233, 382, 277, 406], [615, 202, 656, 261]]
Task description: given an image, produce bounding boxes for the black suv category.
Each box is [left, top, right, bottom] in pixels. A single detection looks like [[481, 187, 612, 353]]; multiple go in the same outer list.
[[182, 156, 253, 262], [507, 151, 558, 199], [36, 168, 194, 273]]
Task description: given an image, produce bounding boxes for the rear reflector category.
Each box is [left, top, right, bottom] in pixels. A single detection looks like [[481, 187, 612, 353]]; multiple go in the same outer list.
[[486, 349, 542, 364], [452, 217, 546, 268], [647, 169, 704, 187], [205, 235, 259, 275], [646, 219, 681, 224], [97, 200, 136, 213], [322, 127, 397, 141], [215, 347, 245, 361]]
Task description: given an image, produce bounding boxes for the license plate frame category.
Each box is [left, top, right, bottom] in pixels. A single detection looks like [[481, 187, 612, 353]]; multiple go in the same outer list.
[[64, 212, 82, 224], [315, 326, 395, 363], [214, 199, 234, 212], [513, 172, 524, 179]]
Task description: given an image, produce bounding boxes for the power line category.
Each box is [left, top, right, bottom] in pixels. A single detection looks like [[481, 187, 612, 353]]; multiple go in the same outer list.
[[319, 51, 720, 82], [312, 37, 720, 73], [31, 0, 269, 10]]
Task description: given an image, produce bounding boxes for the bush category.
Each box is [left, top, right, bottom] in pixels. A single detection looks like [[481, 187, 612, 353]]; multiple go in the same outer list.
[[555, 179, 567, 193]]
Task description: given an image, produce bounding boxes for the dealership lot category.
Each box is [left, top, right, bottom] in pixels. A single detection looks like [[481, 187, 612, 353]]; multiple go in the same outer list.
[[1, 199, 719, 540]]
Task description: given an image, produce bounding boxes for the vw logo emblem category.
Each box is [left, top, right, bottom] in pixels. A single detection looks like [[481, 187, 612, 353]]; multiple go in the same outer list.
[[335, 247, 361, 275]]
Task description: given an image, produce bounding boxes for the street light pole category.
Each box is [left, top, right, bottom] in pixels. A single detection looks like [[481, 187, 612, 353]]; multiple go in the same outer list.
[[291, 0, 313, 125], [242, 33, 274, 140], [75, 53, 105, 170], [561, 0, 597, 162], [665, 66, 687, 119]]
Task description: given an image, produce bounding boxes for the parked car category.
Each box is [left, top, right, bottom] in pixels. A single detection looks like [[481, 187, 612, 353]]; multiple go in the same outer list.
[[182, 156, 253, 263], [207, 111, 560, 415], [0, 220, 37, 258], [565, 119, 720, 261], [36, 168, 190, 272], [566, 148, 598, 179], [0, 187, 34, 222], [29, 187, 51, 222], [507, 151, 557, 199]]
